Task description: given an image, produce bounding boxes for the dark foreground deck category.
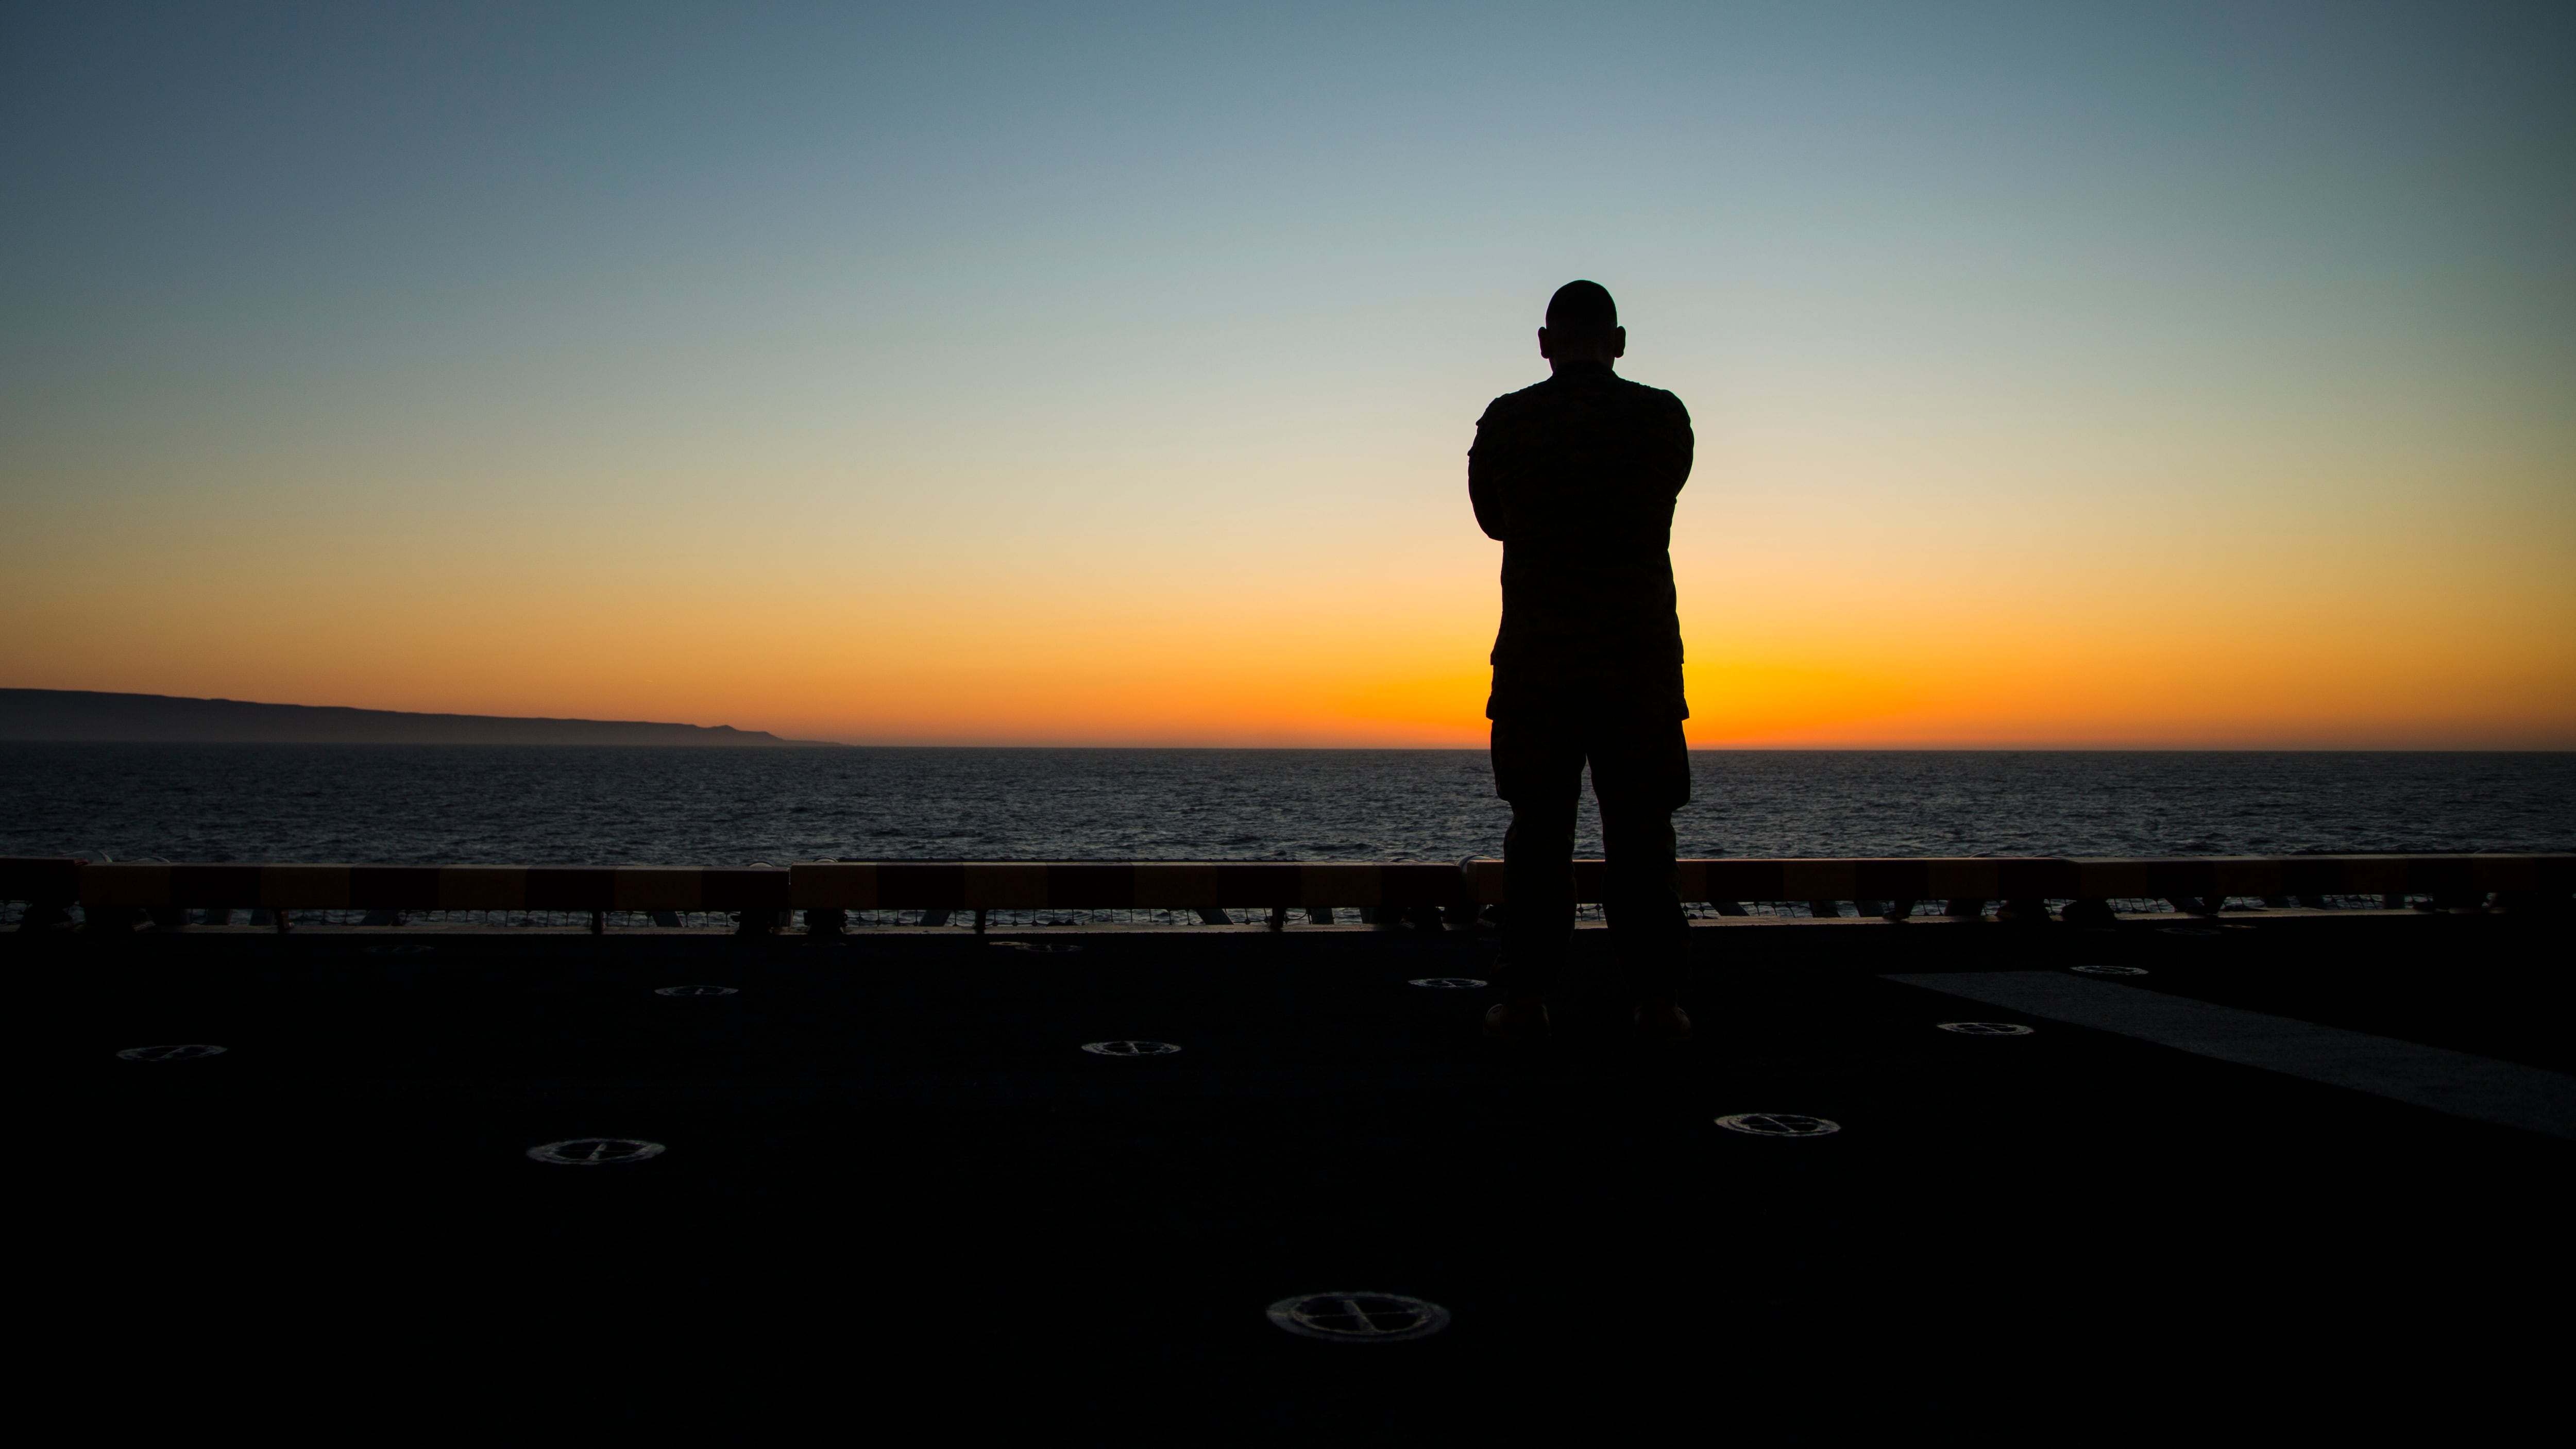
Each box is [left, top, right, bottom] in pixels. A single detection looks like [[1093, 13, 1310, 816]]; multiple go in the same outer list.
[[21, 907, 2574, 1439]]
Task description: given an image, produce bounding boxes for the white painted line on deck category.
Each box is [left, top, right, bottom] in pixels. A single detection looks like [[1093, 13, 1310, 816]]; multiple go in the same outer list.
[[1884, 971, 2576, 1143]]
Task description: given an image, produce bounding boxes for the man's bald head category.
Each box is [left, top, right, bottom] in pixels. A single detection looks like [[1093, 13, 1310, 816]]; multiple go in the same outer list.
[[1538, 279, 1625, 370], [1546, 280, 1617, 336]]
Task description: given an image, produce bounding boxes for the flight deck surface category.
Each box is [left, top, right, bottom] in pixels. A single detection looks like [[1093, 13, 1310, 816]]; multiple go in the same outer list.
[[23, 913, 2572, 1439]]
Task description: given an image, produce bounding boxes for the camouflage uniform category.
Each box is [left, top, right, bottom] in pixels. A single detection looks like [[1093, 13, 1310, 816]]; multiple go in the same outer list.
[[1469, 358, 1695, 1001]]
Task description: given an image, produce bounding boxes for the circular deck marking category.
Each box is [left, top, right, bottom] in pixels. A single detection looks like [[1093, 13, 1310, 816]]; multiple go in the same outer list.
[[1937, 1021, 2035, 1036], [1408, 977, 1489, 989], [2069, 963, 2149, 977], [365, 944, 431, 956], [2161, 925, 2222, 938], [1082, 1040, 1181, 1057], [991, 941, 1086, 953], [526, 1138, 665, 1166], [115, 1043, 226, 1062], [654, 985, 739, 997], [1715, 1113, 1840, 1138], [1267, 1292, 1450, 1343]]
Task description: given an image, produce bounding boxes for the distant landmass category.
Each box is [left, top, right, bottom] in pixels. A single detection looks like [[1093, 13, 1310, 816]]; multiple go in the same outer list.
[[0, 689, 835, 746]]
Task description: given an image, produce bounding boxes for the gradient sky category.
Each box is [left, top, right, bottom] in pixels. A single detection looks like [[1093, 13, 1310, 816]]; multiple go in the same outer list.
[[5, 2, 2570, 746]]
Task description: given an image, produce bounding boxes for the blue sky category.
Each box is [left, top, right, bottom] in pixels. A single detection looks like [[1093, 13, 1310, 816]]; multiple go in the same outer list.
[[5, 2, 2570, 744]]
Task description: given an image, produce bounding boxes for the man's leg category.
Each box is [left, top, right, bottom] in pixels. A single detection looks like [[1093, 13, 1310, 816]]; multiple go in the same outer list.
[[1589, 715, 1692, 1035], [1490, 716, 1585, 1032]]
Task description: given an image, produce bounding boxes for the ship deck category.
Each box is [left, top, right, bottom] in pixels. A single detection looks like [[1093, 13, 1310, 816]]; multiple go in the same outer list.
[[23, 910, 2574, 1438]]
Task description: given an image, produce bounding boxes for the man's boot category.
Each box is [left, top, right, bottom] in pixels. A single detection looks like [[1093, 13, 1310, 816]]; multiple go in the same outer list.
[[1635, 999, 1692, 1047], [1484, 995, 1551, 1042], [1631, 933, 1692, 1047]]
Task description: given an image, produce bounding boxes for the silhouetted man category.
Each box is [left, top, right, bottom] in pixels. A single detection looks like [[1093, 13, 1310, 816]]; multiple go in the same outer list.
[[1470, 280, 1694, 1046]]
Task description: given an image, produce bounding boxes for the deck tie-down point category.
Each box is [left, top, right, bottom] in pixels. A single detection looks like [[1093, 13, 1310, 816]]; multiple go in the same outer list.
[[1715, 1113, 1841, 1137], [1081, 1040, 1180, 1057], [526, 1138, 665, 1166], [1267, 1292, 1450, 1342]]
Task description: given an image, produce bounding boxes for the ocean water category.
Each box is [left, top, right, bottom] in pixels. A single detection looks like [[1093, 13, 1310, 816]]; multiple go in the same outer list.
[[2, 745, 2569, 866]]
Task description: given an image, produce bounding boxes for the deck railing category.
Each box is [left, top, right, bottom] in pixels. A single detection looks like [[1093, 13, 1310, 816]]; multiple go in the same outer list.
[[6, 854, 2569, 933]]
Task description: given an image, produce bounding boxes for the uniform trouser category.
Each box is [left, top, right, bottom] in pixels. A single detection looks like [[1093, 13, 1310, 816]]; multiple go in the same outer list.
[[1489, 712, 1692, 1001]]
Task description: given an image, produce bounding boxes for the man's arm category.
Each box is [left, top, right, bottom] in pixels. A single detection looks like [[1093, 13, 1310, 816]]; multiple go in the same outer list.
[[1654, 393, 1694, 500], [1468, 402, 1511, 541]]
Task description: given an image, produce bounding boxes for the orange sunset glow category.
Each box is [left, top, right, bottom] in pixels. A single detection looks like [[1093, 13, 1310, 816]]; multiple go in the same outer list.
[[5, 6, 2570, 748]]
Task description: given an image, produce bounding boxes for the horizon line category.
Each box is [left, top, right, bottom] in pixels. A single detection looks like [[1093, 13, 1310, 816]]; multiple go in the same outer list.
[[10, 739, 2571, 754], [6, 687, 2567, 752]]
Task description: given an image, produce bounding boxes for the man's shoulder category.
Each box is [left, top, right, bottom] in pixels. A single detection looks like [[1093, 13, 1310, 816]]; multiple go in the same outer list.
[[1610, 373, 1689, 417], [1477, 377, 1554, 426], [1479, 370, 1687, 425]]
